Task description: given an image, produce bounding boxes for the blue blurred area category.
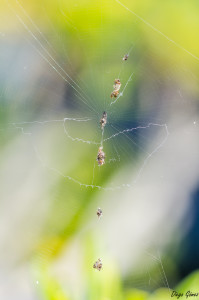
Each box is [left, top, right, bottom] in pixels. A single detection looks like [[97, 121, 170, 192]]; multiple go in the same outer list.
[[177, 187, 199, 279]]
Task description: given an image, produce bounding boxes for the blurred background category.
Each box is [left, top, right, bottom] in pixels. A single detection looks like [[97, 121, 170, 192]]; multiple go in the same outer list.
[[0, 0, 199, 299]]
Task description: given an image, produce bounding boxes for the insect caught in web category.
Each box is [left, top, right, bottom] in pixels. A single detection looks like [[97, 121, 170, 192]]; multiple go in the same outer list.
[[97, 146, 105, 166], [93, 258, 103, 271], [100, 111, 107, 130], [111, 79, 121, 98], [122, 54, 129, 61], [111, 90, 119, 98], [96, 208, 103, 218]]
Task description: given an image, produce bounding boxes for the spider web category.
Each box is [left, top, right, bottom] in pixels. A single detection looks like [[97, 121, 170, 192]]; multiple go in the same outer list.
[[2, 0, 171, 191]]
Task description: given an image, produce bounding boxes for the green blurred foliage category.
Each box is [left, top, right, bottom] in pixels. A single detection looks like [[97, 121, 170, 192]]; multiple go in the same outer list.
[[1, 0, 199, 299]]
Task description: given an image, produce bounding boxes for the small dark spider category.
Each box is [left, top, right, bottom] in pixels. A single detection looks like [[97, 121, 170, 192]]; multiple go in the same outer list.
[[100, 111, 107, 130], [93, 258, 102, 271]]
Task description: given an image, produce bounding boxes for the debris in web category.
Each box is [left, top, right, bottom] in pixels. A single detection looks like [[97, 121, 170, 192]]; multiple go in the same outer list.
[[96, 146, 105, 166], [122, 54, 129, 61], [111, 79, 121, 98], [93, 258, 103, 271], [96, 208, 103, 218], [110, 72, 134, 105]]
